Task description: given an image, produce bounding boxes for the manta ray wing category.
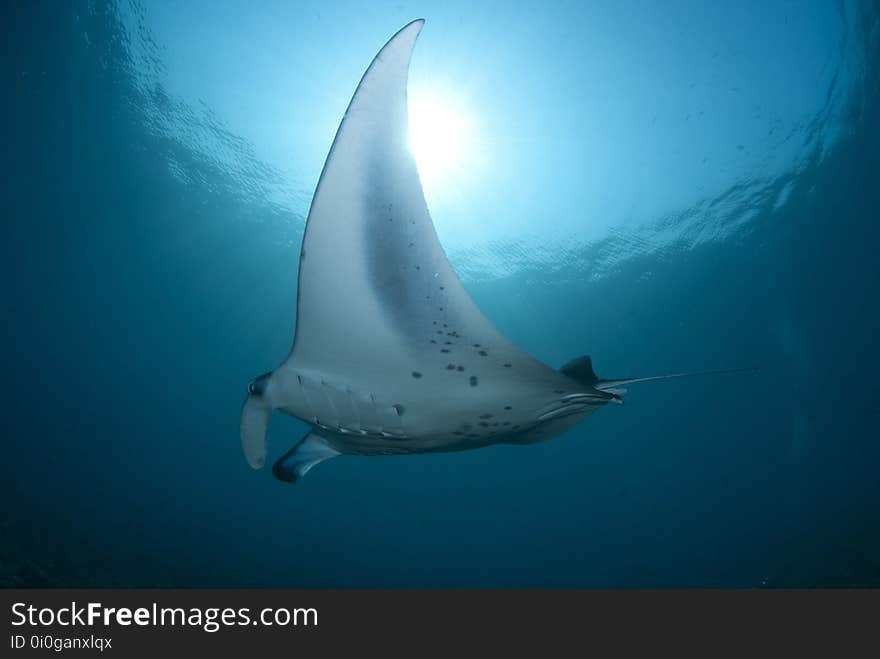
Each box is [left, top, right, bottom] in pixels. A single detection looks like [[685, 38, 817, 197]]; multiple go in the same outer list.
[[284, 20, 555, 395]]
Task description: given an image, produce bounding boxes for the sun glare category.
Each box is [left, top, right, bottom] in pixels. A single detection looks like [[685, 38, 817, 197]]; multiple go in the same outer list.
[[408, 91, 477, 193]]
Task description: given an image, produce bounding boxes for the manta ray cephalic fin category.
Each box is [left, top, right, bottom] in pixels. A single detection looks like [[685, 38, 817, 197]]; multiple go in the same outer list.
[[272, 431, 341, 483]]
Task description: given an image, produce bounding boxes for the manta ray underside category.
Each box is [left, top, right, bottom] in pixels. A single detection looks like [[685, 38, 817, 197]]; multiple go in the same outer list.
[[240, 20, 750, 483]]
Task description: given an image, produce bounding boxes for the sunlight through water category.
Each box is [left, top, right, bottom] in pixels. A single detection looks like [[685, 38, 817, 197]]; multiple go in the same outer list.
[[408, 89, 479, 199]]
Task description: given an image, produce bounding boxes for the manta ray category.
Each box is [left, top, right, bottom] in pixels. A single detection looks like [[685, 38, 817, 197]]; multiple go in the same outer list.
[[241, 20, 746, 483]]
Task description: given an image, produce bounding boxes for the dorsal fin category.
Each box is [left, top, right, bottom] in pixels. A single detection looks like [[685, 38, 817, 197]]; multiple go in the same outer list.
[[559, 355, 599, 386]]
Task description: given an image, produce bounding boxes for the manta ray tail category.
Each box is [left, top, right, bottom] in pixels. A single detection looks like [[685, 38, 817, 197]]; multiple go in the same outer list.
[[560, 355, 756, 397]]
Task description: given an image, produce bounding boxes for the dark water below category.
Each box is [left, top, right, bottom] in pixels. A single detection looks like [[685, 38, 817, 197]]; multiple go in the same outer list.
[[2, 1, 879, 587]]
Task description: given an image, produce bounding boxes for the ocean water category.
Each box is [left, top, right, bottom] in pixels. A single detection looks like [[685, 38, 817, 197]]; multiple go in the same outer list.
[[3, 0, 879, 587]]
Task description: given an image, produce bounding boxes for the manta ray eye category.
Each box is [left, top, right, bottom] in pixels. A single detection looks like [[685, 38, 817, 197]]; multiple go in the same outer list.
[[248, 372, 273, 397]]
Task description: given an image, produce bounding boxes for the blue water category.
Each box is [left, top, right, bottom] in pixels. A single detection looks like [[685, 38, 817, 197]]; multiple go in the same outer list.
[[3, 0, 879, 587]]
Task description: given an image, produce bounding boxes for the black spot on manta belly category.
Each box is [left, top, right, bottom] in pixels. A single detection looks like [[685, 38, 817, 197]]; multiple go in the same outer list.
[[478, 413, 493, 419], [469, 376, 478, 387], [457, 365, 465, 371], [441, 348, 450, 353], [412, 371, 422, 379], [504, 405, 512, 410], [446, 364, 456, 370], [503, 363, 512, 368], [478, 350, 488, 356]]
